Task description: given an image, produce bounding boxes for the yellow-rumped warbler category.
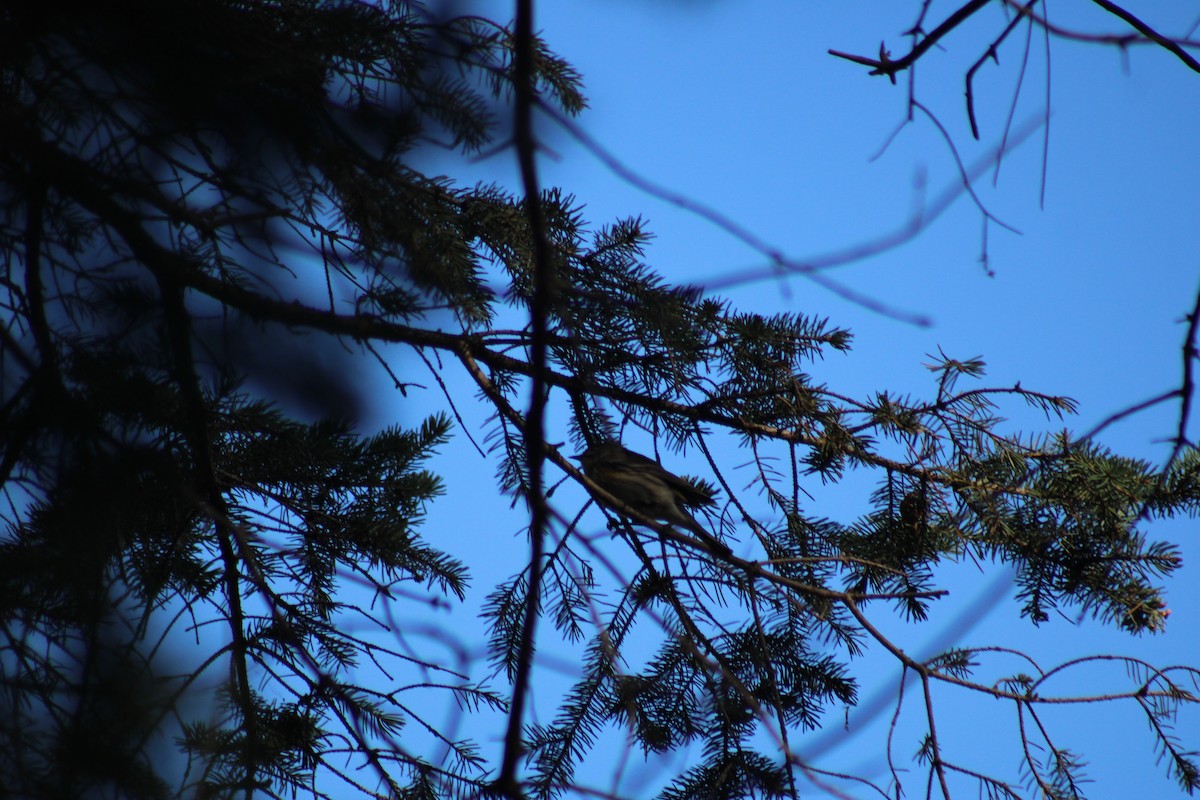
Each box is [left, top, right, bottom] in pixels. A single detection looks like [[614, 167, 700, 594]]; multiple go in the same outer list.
[[573, 441, 731, 556]]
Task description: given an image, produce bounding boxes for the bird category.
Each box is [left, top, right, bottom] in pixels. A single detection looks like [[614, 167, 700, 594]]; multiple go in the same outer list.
[[573, 441, 731, 556]]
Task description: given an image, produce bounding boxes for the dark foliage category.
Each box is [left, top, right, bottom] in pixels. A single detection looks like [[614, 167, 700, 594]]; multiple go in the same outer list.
[[1, 1, 1197, 798]]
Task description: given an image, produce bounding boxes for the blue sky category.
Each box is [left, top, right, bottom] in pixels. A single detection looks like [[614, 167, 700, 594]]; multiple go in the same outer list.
[[400, 2, 1200, 797]]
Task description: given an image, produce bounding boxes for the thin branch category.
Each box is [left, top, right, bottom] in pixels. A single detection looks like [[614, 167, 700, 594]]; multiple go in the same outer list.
[[966, 0, 1039, 139], [829, 0, 994, 80], [541, 99, 932, 325], [1004, 0, 1200, 50], [911, 100, 1021, 236], [919, 672, 953, 800], [498, 1, 551, 794], [1089, 0, 1200, 73], [157, 275, 259, 798], [1040, 3, 1052, 208], [1082, 388, 1180, 441], [1166, 283, 1200, 472], [703, 114, 1044, 294]]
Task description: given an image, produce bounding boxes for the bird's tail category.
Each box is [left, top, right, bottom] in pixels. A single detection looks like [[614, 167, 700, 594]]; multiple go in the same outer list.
[[678, 511, 732, 557]]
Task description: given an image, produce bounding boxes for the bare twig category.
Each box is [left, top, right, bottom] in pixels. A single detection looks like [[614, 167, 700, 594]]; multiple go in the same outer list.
[[829, 0, 993, 80], [702, 115, 1043, 293], [1089, 0, 1200, 73], [541, 100, 933, 325], [966, 0, 1039, 140], [1166, 284, 1200, 472]]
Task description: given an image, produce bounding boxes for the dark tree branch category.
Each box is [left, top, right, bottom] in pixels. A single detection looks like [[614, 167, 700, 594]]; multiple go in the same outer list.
[[6, 8, 1195, 794], [829, 0, 993, 80], [700, 115, 1043, 295], [158, 260, 261, 800], [1082, 389, 1181, 441], [498, 2, 550, 795], [966, 0, 1039, 139], [1166, 284, 1200, 472], [1006, 0, 1200, 50], [21, 174, 54, 373], [835, 0, 1200, 153], [541, 100, 933, 325], [911, 99, 1019, 235], [1088, 0, 1200, 73]]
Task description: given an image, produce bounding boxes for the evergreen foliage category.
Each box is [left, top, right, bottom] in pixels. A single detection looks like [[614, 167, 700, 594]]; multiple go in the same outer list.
[[1, 1, 1197, 798]]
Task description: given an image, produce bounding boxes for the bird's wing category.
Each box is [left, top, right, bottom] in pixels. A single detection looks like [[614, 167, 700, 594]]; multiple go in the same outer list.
[[621, 446, 717, 507], [662, 472, 717, 507], [619, 447, 666, 470]]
